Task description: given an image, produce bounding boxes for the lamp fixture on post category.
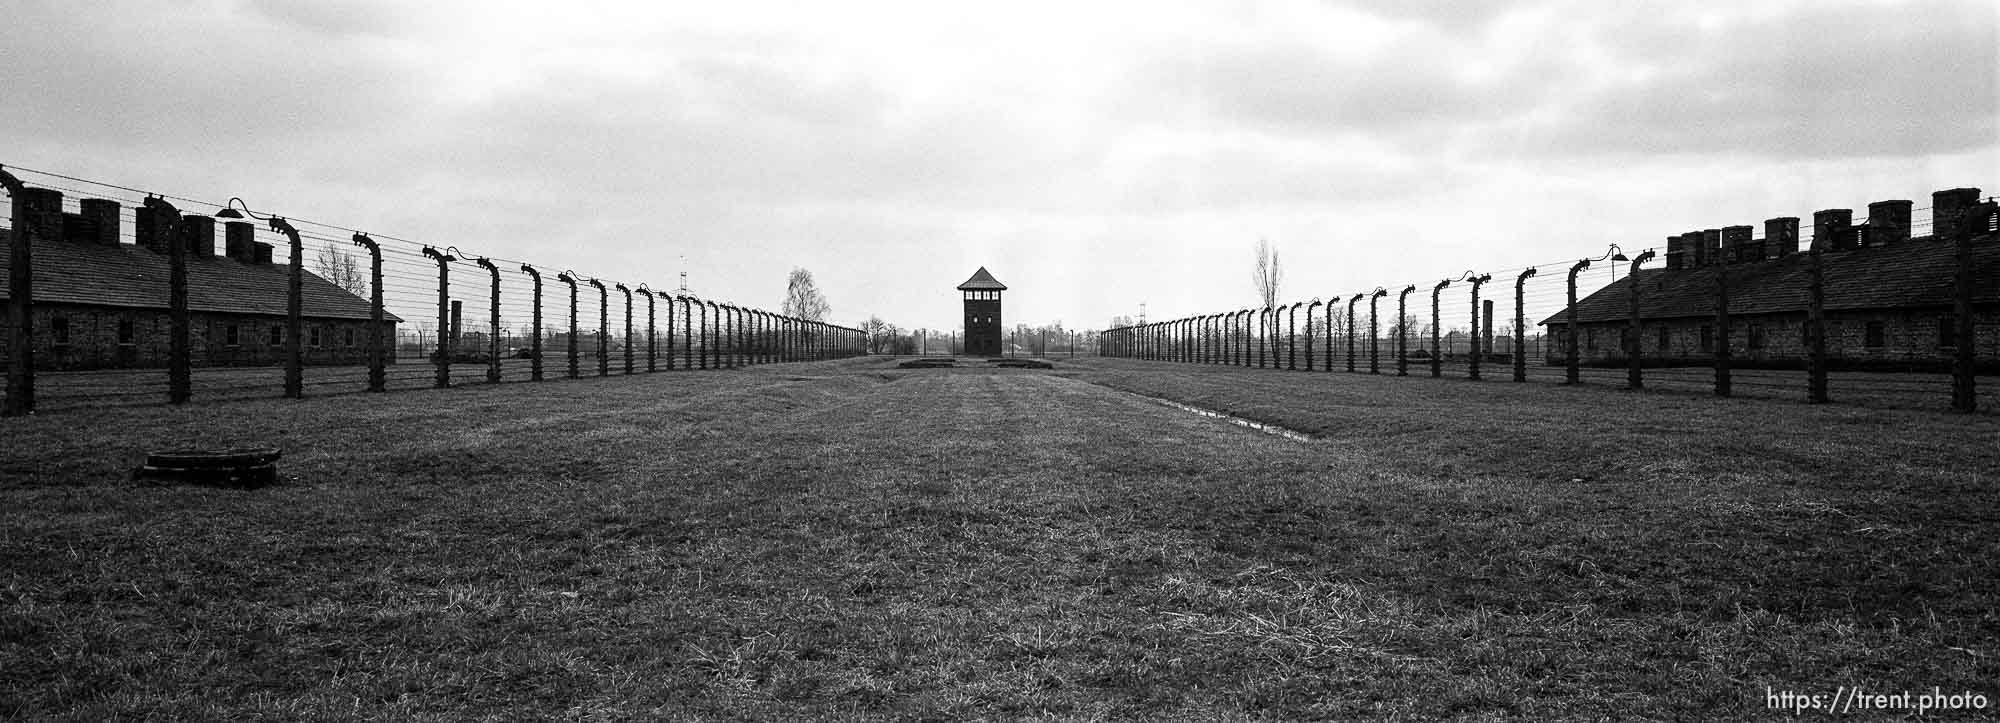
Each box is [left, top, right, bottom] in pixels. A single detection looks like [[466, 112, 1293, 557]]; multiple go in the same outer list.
[[219, 198, 306, 398], [1626, 249, 1656, 390], [1565, 244, 1624, 384]]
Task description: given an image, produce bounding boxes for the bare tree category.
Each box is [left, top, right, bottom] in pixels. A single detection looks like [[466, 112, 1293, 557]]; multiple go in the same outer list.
[[314, 243, 368, 296], [782, 267, 831, 322], [1253, 238, 1282, 310], [1253, 238, 1282, 340]]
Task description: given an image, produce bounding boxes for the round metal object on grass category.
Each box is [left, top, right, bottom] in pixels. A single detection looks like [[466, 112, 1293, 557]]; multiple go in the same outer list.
[[134, 447, 282, 488]]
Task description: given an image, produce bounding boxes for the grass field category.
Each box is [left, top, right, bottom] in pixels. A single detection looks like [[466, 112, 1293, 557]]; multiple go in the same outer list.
[[3, 357, 1996, 719]]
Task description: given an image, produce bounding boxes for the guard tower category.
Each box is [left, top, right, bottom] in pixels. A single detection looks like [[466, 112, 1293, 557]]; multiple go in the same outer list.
[[957, 267, 1006, 356]]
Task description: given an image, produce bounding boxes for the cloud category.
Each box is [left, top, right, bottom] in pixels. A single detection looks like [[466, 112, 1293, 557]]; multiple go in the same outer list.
[[1481, 1, 1999, 159]]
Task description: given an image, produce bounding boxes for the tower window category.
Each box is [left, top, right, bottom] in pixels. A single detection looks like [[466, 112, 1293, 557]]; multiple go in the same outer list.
[[1864, 321, 1885, 348], [118, 318, 136, 345], [51, 316, 70, 345]]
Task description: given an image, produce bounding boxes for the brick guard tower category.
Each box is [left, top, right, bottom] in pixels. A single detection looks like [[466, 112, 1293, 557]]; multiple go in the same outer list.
[[958, 267, 1006, 356]]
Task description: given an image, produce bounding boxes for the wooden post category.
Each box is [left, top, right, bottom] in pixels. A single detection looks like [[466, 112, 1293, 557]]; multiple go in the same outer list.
[[147, 198, 192, 404], [0, 170, 40, 416]]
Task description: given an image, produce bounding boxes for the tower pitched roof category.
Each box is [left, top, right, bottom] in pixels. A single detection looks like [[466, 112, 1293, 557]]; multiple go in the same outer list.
[[956, 266, 1007, 291]]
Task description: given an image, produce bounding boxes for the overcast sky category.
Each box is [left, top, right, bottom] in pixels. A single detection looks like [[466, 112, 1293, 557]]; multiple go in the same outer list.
[[4, 0, 1994, 332]]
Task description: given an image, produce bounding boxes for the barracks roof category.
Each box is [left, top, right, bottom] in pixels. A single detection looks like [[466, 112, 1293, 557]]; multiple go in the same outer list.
[[0, 228, 399, 322], [1541, 233, 1999, 326]]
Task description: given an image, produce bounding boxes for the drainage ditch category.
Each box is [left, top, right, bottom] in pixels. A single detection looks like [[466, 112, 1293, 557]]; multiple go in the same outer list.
[[1121, 390, 1318, 443]]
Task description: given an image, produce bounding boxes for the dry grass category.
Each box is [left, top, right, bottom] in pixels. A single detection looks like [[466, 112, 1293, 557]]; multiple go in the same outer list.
[[2, 357, 1995, 719]]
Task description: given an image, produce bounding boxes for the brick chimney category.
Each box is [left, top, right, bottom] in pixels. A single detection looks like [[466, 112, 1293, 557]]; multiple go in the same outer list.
[[61, 212, 95, 243], [180, 215, 215, 257], [1931, 187, 1982, 241], [1702, 229, 1722, 266], [1812, 209, 1853, 251], [225, 221, 256, 262], [79, 199, 121, 246], [1722, 225, 1754, 263], [1665, 234, 1685, 270], [18, 188, 64, 242], [253, 241, 274, 266], [1866, 200, 1911, 246], [1764, 217, 1799, 258], [1682, 231, 1706, 267]]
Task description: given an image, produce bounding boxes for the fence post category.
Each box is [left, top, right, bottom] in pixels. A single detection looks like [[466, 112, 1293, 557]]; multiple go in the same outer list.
[[586, 279, 608, 376], [1806, 250, 1827, 402], [1232, 311, 1248, 367], [1626, 250, 1655, 390], [356, 235, 386, 390], [639, 285, 656, 372], [520, 265, 543, 382], [728, 304, 743, 367], [1714, 254, 1731, 397], [1566, 260, 1589, 384], [1952, 204, 1985, 411], [682, 297, 695, 368], [1283, 303, 1297, 370], [1514, 268, 1536, 382], [615, 284, 633, 374], [0, 170, 41, 416], [422, 247, 455, 388], [1345, 294, 1362, 372], [1467, 274, 1491, 380], [1368, 289, 1386, 374], [270, 219, 305, 398], [1396, 285, 1415, 377], [0, 171, 44, 416], [477, 258, 502, 384], [558, 271, 579, 379], [145, 198, 192, 404], [698, 301, 712, 369], [1305, 300, 1321, 371], [1430, 280, 1451, 378]]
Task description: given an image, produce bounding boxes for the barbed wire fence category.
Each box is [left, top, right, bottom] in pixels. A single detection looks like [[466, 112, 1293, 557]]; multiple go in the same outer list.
[[1100, 191, 1999, 414], [0, 164, 867, 414]]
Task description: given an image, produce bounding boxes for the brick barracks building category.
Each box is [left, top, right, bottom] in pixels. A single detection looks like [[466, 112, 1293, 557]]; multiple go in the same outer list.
[[2, 196, 398, 371], [1544, 187, 1999, 372]]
